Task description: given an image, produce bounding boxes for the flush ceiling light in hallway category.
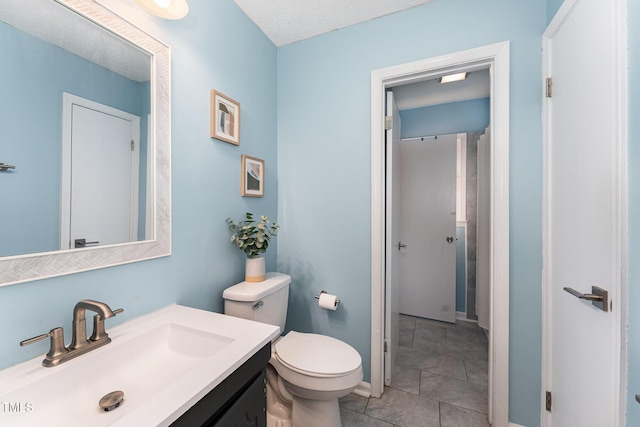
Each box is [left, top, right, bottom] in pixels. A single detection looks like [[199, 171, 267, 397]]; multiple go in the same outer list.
[[136, 0, 189, 19], [440, 72, 467, 84]]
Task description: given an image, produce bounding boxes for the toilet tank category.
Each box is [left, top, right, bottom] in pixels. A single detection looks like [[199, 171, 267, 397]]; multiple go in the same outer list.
[[223, 272, 291, 333]]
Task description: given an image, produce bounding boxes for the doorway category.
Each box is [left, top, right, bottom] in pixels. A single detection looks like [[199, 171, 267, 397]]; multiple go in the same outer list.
[[370, 42, 510, 426]]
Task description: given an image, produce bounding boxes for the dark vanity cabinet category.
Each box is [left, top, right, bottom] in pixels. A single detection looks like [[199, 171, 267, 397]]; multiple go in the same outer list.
[[171, 343, 270, 427]]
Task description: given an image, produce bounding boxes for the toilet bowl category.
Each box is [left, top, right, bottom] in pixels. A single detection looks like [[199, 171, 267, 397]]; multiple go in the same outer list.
[[270, 331, 363, 426], [223, 273, 363, 427]]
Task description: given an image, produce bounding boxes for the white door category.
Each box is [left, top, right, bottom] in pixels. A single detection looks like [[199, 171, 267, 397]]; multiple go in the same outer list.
[[384, 91, 401, 385], [399, 134, 457, 323], [61, 94, 140, 249], [544, 0, 624, 425]]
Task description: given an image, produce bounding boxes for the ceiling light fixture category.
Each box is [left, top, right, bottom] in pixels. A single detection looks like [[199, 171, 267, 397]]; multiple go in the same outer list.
[[440, 72, 467, 84], [136, 0, 189, 20]]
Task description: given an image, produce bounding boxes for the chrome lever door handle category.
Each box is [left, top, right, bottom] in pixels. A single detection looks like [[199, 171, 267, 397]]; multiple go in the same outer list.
[[563, 286, 609, 312], [74, 238, 99, 248], [563, 287, 603, 301], [398, 241, 407, 250]]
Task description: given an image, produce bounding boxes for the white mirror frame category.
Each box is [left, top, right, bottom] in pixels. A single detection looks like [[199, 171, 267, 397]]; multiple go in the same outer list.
[[0, 0, 171, 287]]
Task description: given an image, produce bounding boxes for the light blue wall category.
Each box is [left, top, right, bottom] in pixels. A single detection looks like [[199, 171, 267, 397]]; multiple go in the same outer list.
[[276, 0, 545, 425], [0, 0, 278, 371], [400, 98, 490, 138], [0, 21, 148, 256], [456, 227, 467, 313], [546, 0, 564, 23], [627, 0, 640, 424], [138, 80, 152, 241]]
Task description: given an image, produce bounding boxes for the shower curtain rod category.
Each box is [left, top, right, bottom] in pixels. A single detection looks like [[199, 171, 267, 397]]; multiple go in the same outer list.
[[400, 135, 439, 142]]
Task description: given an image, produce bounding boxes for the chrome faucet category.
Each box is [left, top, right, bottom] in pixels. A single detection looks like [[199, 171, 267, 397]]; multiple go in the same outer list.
[[20, 299, 123, 367]]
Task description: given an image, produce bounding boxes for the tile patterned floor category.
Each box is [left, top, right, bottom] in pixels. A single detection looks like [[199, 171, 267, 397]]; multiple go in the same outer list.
[[340, 315, 490, 427]]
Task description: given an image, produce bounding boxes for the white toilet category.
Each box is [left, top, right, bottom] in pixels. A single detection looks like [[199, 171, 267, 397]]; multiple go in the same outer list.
[[223, 272, 363, 427]]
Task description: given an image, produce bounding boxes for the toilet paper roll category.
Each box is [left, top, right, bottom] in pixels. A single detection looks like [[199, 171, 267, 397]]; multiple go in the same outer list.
[[318, 293, 339, 311]]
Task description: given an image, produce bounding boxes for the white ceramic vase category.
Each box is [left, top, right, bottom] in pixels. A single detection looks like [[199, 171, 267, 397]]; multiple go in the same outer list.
[[245, 255, 266, 282]]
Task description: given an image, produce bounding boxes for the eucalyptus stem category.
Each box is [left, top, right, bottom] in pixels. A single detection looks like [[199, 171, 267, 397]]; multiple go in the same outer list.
[[226, 213, 280, 257]]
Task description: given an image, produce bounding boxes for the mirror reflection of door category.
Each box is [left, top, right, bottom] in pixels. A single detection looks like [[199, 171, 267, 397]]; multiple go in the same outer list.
[[60, 93, 140, 250]]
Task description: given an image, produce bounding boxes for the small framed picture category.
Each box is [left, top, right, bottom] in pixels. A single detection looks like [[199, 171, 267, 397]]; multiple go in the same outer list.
[[241, 155, 264, 197], [210, 90, 240, 145]]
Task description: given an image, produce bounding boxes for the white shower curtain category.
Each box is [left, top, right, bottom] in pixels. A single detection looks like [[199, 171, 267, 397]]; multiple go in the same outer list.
[[476, 127, 491, 331]]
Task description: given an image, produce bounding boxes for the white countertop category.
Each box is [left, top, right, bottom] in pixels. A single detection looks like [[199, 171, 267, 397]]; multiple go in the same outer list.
[[0, 304, 279, 426]]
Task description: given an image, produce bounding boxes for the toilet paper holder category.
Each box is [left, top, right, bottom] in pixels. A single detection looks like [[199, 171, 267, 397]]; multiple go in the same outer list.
[[314, 290, 340, 308]]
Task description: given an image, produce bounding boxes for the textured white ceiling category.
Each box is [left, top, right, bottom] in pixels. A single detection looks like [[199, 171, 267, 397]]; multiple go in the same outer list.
[[233, 0, 487, 109], [233, 0, 437, 47]]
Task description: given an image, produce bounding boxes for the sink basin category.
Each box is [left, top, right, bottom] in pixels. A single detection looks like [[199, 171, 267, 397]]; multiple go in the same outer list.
[[0, 305, 279, 426]]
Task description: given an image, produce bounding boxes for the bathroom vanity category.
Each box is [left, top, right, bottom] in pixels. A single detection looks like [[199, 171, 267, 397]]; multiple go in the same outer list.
[[171, 342, 270, 426], [0, 305, 279, 426]]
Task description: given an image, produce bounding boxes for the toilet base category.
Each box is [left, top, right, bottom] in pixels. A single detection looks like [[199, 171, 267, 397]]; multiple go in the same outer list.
[[267, 393, 343, 427], [291, 395, 342, 427], [266, 362, 345, 427], [266, 364, 292, 427], [267, 412, 293, 427]]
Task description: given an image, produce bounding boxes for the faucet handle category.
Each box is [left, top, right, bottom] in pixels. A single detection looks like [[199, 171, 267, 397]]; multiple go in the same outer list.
[[89, 308, 123, 342], [20, 327, 68, 363], [20, 331, 53, 347]]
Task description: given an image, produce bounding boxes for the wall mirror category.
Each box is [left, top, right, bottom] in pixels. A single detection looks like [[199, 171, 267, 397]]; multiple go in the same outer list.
[[0, 0, 171, 286]]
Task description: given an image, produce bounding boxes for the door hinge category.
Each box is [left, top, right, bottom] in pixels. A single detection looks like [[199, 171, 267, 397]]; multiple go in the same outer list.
[[546, 391, 552, 412], [384, 340, 389, 353], [385, 116, 393, 130], [545, 77, 553, 98], [130, 140, 135, 151]]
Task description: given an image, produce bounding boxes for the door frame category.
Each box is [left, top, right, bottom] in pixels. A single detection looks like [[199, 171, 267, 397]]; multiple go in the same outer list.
[[384, 91, 401, 386], [370, 41, 510, 425], [541, 0, 628, 425]]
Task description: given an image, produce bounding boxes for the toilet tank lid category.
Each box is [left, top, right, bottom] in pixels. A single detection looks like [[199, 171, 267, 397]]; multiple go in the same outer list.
[[223, 272, 291, 302]]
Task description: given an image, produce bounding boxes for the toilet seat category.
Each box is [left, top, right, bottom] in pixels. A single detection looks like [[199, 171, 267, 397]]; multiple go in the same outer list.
[[274, 331, 362, 377]]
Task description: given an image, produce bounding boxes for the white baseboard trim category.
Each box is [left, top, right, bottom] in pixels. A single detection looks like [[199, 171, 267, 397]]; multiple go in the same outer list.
[[456, 312, 478, 323], [352, 381, 371, 398], [508, 423, 526, 427]]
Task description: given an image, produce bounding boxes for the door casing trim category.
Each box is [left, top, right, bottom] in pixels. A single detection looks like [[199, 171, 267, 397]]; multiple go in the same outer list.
[[370, 41, 510, 426]]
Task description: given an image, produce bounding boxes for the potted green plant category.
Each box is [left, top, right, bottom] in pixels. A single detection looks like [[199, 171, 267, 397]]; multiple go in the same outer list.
[[226, 212, 279, 282]]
